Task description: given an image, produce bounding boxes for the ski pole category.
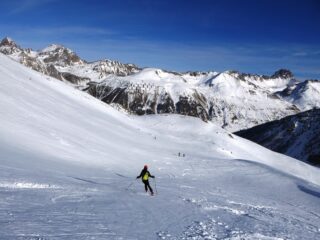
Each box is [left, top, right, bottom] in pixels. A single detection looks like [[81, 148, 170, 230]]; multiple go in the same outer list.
[[154, 178, 158, 195], [126, 179, 137, 190]]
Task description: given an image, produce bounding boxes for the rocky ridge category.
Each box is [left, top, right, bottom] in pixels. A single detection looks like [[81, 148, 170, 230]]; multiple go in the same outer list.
[[235, 108, 320, 165], [0, 37, 140, 87]]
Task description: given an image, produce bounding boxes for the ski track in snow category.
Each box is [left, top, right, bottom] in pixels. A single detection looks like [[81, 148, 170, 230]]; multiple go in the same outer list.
[[0, 182, 60, 189]]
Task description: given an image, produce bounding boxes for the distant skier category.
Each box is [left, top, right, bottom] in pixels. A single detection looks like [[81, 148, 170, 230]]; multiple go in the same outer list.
[[136, 165, 155, 195]]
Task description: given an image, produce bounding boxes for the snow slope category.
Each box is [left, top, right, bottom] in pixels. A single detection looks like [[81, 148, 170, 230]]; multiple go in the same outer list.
[[0, 53, 320, 239]]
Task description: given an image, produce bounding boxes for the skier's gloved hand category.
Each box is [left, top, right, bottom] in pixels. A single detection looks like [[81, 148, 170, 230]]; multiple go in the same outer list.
[[136, 176, 139, 179], [151, 176, 155, 178]]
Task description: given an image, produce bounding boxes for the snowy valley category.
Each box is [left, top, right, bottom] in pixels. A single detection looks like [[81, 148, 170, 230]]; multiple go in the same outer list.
[[0, 46, 320, 240]]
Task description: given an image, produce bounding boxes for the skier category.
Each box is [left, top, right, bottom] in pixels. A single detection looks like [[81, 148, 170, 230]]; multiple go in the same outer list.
[[136, 165, 155, 195]]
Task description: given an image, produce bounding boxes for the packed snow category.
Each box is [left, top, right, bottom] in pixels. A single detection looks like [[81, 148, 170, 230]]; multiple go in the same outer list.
[[0, 53, 319, 239]]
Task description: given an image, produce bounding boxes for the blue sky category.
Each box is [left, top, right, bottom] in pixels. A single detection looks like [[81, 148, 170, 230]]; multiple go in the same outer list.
[[0, 0, 319, 79]]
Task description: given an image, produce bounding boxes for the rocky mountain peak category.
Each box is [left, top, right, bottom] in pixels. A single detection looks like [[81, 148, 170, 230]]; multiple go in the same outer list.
[[271, 69, 293, 79], [91, 59, 141, 77], [39, 43, 84, 66], [184, 71, 208, 77], [0, 37, 22, 55], [0, 37, 17, 47]]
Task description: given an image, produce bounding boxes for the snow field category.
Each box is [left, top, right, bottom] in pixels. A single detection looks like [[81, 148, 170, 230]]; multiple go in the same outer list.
[[0, 53, 319, 239]]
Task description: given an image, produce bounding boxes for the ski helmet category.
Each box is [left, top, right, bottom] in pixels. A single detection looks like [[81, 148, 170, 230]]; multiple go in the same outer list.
[[144, 165, 148, 169]]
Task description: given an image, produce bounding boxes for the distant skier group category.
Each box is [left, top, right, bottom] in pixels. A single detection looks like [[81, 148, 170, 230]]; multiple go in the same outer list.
[[178, 152, 185, 157]]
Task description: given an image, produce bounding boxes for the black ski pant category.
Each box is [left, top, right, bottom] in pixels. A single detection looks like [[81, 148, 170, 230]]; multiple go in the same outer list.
[[142, 180, 153, 194]]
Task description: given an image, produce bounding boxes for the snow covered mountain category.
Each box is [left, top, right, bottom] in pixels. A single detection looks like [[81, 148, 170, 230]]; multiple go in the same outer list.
[[0, 37, 140, 88], [235, 108, 320, 166], [276, 79, 320, 110], [1, 50, 320, 239], [1, 37, 320, 131], [86, 68, 304, 131]]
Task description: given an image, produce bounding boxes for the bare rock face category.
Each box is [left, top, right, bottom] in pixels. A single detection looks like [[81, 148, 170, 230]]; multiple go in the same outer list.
[[176, 96, 209, 121], [46, 65, 63, 80], [86, 82, 210, 121], [271, 69, 293, 79], [61, 72, 90, 85], [156, 93, 175, 114]]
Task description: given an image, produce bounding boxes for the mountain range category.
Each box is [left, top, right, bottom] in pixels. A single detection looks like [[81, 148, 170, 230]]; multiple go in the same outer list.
[[1, 36, 319, 132]]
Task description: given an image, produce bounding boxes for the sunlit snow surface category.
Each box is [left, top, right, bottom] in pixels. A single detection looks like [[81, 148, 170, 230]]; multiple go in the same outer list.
[[0, 53, 319, 239]]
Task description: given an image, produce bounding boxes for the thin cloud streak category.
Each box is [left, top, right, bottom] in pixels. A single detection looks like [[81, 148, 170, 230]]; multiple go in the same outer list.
[[0, 25, 116, 39], [9, 0, 58, 14], [22, 26, 116, 36]]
